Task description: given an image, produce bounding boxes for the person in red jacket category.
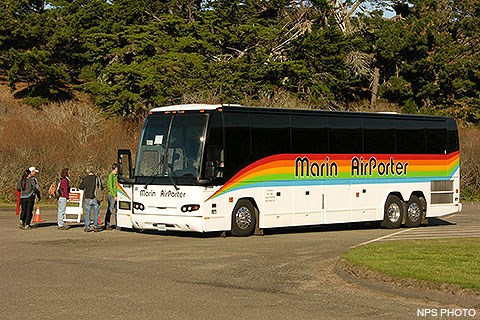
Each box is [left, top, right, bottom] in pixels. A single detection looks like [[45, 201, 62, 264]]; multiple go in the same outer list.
[[57, 168, 70, 230]]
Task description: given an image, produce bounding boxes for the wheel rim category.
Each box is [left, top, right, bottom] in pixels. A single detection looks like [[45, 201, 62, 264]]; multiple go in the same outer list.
[[407, 202, 421, 222], [235, 206, 252, 230], [387, 203, 401, 223]]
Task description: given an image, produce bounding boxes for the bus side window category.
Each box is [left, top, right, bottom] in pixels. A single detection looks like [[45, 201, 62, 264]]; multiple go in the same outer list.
[[291, 114, 328, 154], [204, 111, 225, 180], [363, 117, 395, 154], [446, 118, 459, 153], [395, 118, 426, 154], [251, 112, 290, 155], [328, 115, 363, 154], [224, 112, 250, 180], [426, 120, 447, 154]]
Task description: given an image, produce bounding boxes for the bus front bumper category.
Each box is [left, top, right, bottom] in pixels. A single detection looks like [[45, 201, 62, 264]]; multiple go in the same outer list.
[[130, 214, 204, 232]]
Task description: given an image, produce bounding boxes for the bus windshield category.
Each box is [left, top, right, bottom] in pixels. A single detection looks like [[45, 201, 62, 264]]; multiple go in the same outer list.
[[135, 114, 208, 179]]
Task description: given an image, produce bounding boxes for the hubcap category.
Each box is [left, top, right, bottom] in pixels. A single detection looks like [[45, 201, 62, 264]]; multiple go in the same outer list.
[[408, 202, 421, 222], [387, 203, 401, 223], [235, 206, 252, 230]]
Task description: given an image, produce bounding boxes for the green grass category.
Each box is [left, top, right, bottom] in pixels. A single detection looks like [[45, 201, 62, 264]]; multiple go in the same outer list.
[[342, 238, 480, 291]]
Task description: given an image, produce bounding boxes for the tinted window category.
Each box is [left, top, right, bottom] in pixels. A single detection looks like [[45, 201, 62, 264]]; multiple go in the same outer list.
[[224, 112, 251, 179], [425, 120, 446, 154], [251, 112, 290, 155], [291, 114, 328, 154], [395, 118, 426, 154], [206, 112, 223, 146], [446, 118, 459, 153], [328, 116, 363, 153], [203, 112, 225, 180], [363, 117, 395, 154]]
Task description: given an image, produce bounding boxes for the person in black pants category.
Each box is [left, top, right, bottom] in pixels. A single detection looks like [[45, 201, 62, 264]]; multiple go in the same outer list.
[[16, 168, 41, 230], [16, 169, 30, 227]]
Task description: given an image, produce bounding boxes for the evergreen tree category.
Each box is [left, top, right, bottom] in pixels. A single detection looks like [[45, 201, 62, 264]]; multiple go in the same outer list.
[[0, 0, 478, 124]]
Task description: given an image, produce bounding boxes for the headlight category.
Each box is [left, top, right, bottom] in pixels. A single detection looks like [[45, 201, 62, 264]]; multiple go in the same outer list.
[[181, 204, 200, 212], [133, 202, 145, 211]]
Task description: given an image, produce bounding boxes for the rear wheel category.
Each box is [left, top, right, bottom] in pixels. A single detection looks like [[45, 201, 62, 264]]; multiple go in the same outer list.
[[231, 200, 256, 237], [381, 195, 404, 229], [405, 195, 423, 228]]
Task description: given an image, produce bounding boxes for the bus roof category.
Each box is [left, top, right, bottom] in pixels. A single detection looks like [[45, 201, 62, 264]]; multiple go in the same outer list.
[[148, 104, 452, 121], [150, 104, 222, 113]]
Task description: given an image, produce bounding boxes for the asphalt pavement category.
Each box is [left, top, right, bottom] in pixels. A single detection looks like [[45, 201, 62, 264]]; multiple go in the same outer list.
[[0, 204, 478, 319]]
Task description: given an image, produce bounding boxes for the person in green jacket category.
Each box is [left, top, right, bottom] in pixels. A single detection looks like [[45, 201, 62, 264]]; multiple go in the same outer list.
[[104, 163, 118, 230]]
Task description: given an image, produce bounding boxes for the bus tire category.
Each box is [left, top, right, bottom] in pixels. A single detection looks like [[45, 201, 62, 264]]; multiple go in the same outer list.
[[231, 200, 256, 237], [381, 195, 404, 229], [405, 195, 423, 228]]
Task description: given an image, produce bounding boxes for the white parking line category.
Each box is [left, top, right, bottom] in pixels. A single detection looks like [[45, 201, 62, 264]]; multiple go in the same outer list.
[[382, 235, 480, 241], [350, 228, 411, 248], [350, 213, 480, 247]]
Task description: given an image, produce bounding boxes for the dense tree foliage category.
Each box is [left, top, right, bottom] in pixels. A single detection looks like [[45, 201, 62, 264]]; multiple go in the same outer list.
[[0, 0, 479, 124]]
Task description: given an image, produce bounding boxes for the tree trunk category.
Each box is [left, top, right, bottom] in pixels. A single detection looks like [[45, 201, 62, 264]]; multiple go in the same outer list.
[[371, 66, 380, 108]]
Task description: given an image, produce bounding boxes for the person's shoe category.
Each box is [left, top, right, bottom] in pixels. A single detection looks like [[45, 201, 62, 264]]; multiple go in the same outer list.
[[19, 220, 23, 227], [84, 228, 91, 233], [23, 225, 31, 230], [93, 227, 100, 232], [58, 225, 69, 230], [106, 225, 113, 231]]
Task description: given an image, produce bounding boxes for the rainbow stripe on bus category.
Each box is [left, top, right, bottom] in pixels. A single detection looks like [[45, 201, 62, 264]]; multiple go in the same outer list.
[[207, 151, 460, 200]]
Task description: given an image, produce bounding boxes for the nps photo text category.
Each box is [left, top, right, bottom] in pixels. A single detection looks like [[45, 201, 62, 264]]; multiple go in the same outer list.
[[417, 309, 477, 318]]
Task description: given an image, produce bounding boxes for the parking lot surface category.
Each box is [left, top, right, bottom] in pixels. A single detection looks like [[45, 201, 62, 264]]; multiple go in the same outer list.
[[0, 204, 478, 319]]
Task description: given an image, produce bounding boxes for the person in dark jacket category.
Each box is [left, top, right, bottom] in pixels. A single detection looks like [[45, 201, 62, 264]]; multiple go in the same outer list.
[[16, 169, 30, 228], [79, 167, 102, 232], [16, 167, 41, 230], [57, 168, 71, 230]]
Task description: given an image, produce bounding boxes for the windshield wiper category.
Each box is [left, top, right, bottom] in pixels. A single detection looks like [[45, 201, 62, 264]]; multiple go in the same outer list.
[[166, 167, 180, 191], [144, 157, 180, 190]]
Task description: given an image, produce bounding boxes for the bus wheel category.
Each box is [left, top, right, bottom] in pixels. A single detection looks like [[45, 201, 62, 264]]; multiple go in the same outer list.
[[381, 195, 404, 229], [231, 200, 256, 237], [405, 195, 423, 228]]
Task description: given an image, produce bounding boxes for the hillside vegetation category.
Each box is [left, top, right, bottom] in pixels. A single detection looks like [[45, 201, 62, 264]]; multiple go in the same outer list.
[[0, 0, 479, 123], [1, 85, 480, 202], [1, 0, 480, 201], [0, 86, 140, 201]]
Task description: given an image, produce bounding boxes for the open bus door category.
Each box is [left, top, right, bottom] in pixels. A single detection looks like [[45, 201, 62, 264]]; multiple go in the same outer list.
[[117, 149, 134, 230]]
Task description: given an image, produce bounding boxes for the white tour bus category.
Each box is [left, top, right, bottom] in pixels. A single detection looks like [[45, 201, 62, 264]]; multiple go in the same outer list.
[[116, 104, 461, 236]]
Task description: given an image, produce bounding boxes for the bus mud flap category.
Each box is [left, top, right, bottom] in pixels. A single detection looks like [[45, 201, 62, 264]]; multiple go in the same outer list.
[[254, 208, 264, 236]]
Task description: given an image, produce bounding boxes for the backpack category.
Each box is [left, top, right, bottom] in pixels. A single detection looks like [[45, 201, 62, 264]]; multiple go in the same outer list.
[[94, 176, 104, 202], [48, 178, 61, 198]]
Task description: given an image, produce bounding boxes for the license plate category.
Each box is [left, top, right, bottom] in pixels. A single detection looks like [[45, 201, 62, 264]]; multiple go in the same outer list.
[[157, 224, 167, 231]]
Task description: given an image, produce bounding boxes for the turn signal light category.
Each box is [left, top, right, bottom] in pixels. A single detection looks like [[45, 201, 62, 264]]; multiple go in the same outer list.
[[181, 204, 200, 212]]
